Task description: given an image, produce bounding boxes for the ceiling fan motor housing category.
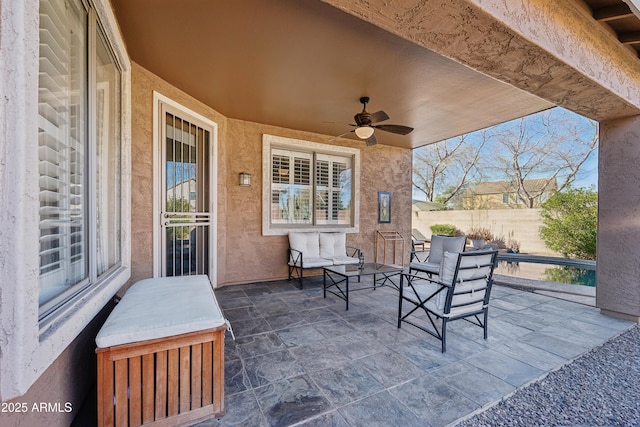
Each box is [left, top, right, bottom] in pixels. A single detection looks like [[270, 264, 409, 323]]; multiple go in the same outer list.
[[355, 96, 372, 126]]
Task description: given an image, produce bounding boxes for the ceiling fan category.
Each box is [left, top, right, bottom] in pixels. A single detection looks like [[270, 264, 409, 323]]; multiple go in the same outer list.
[[332, 96, 414, 146]]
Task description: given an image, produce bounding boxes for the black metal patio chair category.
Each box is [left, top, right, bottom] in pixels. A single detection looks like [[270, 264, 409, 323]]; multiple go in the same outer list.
[[398, 249, 498, 352]]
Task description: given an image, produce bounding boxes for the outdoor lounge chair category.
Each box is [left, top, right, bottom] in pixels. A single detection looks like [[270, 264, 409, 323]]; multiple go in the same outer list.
[[412, 228, 429, 251], [398, 249, 498, 352], [409, 234, 466, 276]]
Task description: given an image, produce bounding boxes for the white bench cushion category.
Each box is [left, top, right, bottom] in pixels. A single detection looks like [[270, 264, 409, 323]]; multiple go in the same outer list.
[[96, 275, 226, 348], [319, 232, 346, 258], [289, 256, 333, 268], [329, 255, 359, 265], [289, 232, 320, 259]]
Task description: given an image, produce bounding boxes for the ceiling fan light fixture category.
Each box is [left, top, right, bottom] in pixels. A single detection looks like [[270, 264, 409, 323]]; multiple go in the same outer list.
[[354, 126, 375, 139]]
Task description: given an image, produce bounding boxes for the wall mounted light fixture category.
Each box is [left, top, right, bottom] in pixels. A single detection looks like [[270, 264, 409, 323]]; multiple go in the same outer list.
[[239, 172, 251, 187]]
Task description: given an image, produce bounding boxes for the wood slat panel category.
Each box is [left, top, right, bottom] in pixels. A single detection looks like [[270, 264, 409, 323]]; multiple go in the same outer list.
[[191, 343, 202, 409], [142, 353, 155, 423], [97, 352, 114, 427], [202, 341, 213, 406], [114, 359, 129, 427], [167, 348, 179, 416], [129, 356, 142, 426], [104, 327, 224, 361], [212, 335, 224, 414], [97, 327, 226, 426], [155, 351, 168, 420], [180, 346, 191, 412]]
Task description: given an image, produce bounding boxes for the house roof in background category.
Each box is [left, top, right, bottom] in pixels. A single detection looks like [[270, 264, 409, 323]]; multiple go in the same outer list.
[[466, 178, 558, 195], [412, 201, 447, 211]]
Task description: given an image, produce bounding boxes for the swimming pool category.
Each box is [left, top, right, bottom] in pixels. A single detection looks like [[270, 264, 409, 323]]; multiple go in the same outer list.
[[494, 254, 596, 287]]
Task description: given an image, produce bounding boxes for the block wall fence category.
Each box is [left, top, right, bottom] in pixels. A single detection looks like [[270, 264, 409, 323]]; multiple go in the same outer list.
[[412, 208, 557, 255]]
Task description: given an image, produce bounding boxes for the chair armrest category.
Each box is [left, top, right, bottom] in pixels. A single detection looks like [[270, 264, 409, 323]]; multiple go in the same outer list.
[[345, 245, 361, 258], [288, 247, 303, 265], [402, 272, 452, 288]]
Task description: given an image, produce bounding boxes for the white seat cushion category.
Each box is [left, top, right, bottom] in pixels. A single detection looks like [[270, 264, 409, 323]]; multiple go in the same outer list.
[[96, 275, 226, 348], [404, 283, 443, 307], [406, 281, 485, 318], [289, 256, 333, 268], [410, 261, 440, 274], [329, 255, 359, 265], [319, 232, 346, 258]]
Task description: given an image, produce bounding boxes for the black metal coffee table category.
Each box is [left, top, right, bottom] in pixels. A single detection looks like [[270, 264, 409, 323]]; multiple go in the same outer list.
[[323, 262, 405, 310]]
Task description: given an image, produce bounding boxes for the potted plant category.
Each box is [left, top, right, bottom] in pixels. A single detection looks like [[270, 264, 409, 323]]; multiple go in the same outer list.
[[466, 227, 493, 248]]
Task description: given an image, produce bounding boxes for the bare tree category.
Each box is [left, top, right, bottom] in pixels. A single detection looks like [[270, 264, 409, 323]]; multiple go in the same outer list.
[[490, 109, 598, 208], [413, 133, 487, 205], [413, 108, 598, 208]]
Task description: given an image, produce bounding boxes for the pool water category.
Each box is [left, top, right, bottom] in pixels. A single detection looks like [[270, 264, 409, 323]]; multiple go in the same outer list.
[[495, 260, 596, 287]]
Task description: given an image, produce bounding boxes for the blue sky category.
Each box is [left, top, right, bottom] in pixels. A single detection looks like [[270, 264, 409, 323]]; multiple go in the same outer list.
[[413, 107, 599, 201]]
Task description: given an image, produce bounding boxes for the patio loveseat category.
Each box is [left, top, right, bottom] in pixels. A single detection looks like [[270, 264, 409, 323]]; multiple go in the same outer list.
[[288, 231, 361, 289]]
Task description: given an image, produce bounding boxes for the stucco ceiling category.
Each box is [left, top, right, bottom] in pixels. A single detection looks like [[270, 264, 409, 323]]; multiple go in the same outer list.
[[111, 0, 557, 149]]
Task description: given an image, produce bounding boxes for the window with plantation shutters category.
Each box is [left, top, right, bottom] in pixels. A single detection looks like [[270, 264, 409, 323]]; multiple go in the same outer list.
[[38, 0, 88, 307], [271, 149, 313, 224], [38, 0, 122, 318], [315, 154, 351, 225], [268, 144, 354, 229]]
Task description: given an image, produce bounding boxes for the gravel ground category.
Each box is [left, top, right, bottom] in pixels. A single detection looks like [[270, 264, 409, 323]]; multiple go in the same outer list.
[[457, 325, 640, 427]]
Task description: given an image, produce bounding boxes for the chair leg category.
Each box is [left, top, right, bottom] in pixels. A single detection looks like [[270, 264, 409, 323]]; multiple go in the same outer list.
[[397, 275, 405, 328], [484, 309, 489, 340], [441, 320, 447, 353], [397, 295, 403, 329]]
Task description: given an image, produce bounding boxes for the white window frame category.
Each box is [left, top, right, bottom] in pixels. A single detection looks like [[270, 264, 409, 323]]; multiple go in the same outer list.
[[0, 0, 131, 400], [262, 134, 360, 236]]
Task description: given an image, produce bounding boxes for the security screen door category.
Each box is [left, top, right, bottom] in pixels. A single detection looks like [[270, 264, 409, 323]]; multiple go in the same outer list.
[[160, 104, 213, 277]]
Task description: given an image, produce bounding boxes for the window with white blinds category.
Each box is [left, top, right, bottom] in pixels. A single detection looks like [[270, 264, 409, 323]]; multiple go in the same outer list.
[[271, 149, 313, 224], [269, 147, 352, 227], [315, 153, 351, 225], [38, 0, 122, 316]]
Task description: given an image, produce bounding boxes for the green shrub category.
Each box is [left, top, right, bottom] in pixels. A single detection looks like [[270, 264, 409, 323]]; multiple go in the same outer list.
[[430, 223, 457, 236], [539, 187, 597, 260]]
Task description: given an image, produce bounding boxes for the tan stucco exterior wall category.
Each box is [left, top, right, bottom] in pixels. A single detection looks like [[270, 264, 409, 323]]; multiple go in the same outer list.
[[0, 302, 114, 427], [129, 63, 229, 287], [597, 115, 640, 321], [130, 63, 413, 287]]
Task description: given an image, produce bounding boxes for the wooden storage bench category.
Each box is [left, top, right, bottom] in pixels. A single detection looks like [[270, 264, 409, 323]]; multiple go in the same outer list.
[[96, 275, 227, 427]]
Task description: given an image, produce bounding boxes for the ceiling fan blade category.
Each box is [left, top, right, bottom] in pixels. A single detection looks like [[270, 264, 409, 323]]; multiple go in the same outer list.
[[369, 110, 389, 124], [373, 124, 414, 135], [329, 130, 354, 141], [365, 133, 378, 146]]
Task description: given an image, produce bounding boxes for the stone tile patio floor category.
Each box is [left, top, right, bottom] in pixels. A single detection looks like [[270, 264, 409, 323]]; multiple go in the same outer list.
[[193, 275, 634, 427]]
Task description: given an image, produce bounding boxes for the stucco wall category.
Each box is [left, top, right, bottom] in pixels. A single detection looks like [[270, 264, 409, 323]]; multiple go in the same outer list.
[[597, 115, 640, 320], [130, 63, 413, 287], [0, 301, 114, 427], [129, 63, 229, 287], [413, 208, 553, 255]]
